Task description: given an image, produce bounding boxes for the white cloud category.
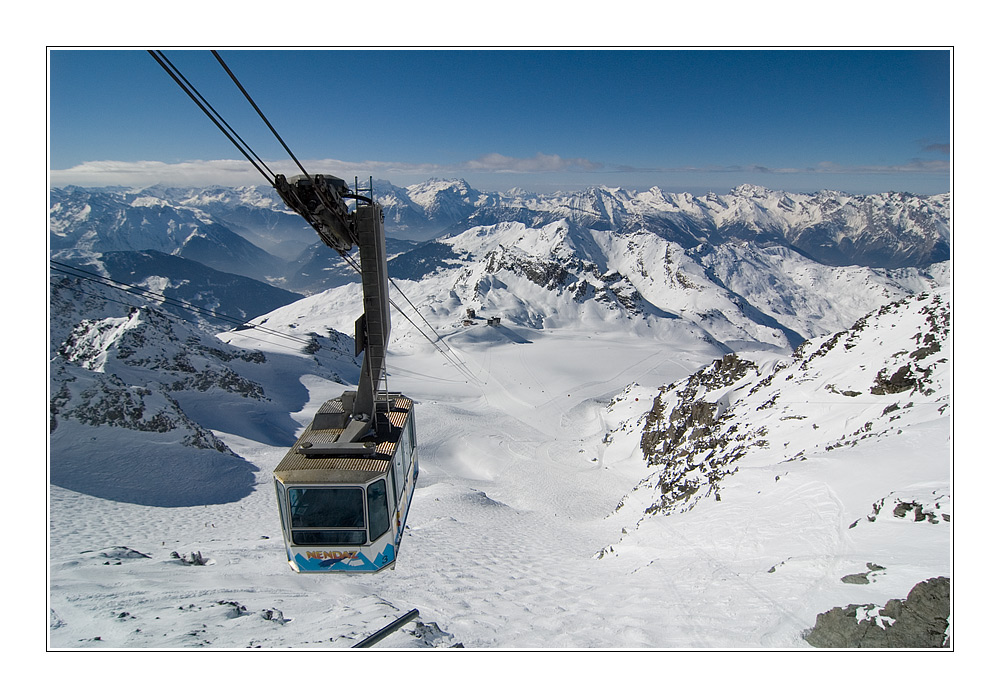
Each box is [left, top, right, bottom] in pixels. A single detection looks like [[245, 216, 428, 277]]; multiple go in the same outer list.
[[50, 159, 268, 188], [49, 152, 612, 188], [48, 157, 456, 188], [459, 153, 604, 173], [48, 154, 950, 190], [810, 159, 951, 175]]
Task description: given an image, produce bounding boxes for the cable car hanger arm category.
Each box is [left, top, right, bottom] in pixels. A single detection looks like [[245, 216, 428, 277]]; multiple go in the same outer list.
[[150, 50, 393, 451], [273, 173, 356, 253]]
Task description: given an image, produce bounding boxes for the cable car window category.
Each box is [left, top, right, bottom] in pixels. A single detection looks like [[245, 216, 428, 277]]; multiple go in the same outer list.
[[407, 417, 416, 461], [292, 529, 365, 545], [274, 480, 288, 531], [367, 479, 390, 541], [287, 487, 367, 548], [399, 418, 412, 466], [387, 466, 397, 510], [288, 488, 366, 546], [289, 487, 364, 528], [392, 446, 406, 500]]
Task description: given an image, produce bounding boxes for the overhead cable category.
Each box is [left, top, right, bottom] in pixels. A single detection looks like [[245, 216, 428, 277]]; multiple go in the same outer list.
[[211, 50, 311, 180], [147, 50, 276, 186], [335, 252, 480, 384], [50, 260, 323, 352], [50, 279, 326, 357], [141, 50, 477, 382]]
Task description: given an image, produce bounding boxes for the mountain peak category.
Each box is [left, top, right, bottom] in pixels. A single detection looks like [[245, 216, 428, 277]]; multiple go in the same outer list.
[[407, 177, 474, 194], [730, 183, 774, 198]]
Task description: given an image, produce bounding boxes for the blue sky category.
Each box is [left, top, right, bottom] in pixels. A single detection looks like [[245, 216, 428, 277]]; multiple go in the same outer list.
[[48, 49, 951, 195]]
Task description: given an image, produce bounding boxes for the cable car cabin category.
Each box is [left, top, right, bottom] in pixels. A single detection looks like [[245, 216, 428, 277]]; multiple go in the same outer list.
[[274, 392, 418, 573]]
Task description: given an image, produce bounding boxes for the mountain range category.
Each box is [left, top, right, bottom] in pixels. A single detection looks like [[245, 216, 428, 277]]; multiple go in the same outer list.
[[48, 179, 950, 340], [389, 180, 950, 269], [47, 177, 952, 450], [47, 178, 952, 647], [50, 179, 949, 281]]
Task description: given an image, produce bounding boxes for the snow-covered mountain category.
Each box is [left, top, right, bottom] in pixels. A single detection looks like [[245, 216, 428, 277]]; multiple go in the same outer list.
[[48, 178, 952, 648], [51, 180, 950, 281], [164, 184, 320, 260], [50, 249, 304, 335], [401, 178, 498, 229], [48, 181, 950, 506], [385, 217, 948, 353], [49, 272, 360, 507], [284, 236, 418, 296], [596, 288, 951, 646], [383, 180, 950, 269], [613, 289, 950, 521], [50, 186, 287, 282], [50, 179, 948, 350]]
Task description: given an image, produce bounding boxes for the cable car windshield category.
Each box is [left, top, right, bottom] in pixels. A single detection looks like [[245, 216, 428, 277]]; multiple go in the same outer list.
[[289, 488, 366, 545]]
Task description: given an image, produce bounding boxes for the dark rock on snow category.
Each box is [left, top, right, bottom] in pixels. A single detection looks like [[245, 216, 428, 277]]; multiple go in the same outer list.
[[804, 577, 950, 648]]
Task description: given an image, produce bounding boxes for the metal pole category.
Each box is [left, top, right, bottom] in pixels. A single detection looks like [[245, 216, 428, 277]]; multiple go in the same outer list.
[[351, 608, 420, 648]]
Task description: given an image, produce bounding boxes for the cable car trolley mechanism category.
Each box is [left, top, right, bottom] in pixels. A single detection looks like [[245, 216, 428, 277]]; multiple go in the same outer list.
[[272, 174, 418, 572]]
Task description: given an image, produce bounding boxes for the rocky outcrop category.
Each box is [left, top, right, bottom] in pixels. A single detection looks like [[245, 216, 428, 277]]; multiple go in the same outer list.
[[621, 290, 950, 522], [57, 306, 269, 400], [804, 577, 951, 648], [49, 363, 232, 453], [636, 354, 761, 515]]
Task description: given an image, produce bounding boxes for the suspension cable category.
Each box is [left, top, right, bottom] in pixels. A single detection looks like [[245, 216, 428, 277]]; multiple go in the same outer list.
[[50, 260, 323, 350], [147, 50, 276, 186], [155, 50, 278, 183], [144, 51, 477, 383], [211, 50, 311, 180], [334, 251, 480, 383], [389, 277, 451, 348], [388, 296, 482, 385]]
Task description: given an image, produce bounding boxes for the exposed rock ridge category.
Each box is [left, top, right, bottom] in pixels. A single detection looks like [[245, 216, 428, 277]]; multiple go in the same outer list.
[[804, 577, 951, 648], [623, 289, 950, 519]]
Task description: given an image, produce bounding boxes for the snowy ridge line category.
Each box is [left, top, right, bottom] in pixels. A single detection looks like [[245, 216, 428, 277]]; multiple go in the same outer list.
[[618, 288, 950, 524], [50, 276, 307, 359], [338, 247, 481, 386], [50, 182, 950, 297], [385, 180, 950, 269], [50, 260, 335, 357], [50, 259, 278, 333], [50, 272, 316, 357]]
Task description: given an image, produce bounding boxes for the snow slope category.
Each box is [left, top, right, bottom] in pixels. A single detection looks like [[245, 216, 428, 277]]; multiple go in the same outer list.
[[49, 283, 951, 648], [602, 290, 951, 645], [47, 179, 953, 650]]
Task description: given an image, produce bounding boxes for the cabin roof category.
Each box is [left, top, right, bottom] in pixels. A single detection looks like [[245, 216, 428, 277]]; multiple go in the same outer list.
[[273, 395, 413, 486]]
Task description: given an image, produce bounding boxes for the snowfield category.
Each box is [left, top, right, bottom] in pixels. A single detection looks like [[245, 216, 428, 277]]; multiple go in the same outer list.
[[49, 323, 718, 648], [46, 181, 960, 663], [49, 286, 951, 650]]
